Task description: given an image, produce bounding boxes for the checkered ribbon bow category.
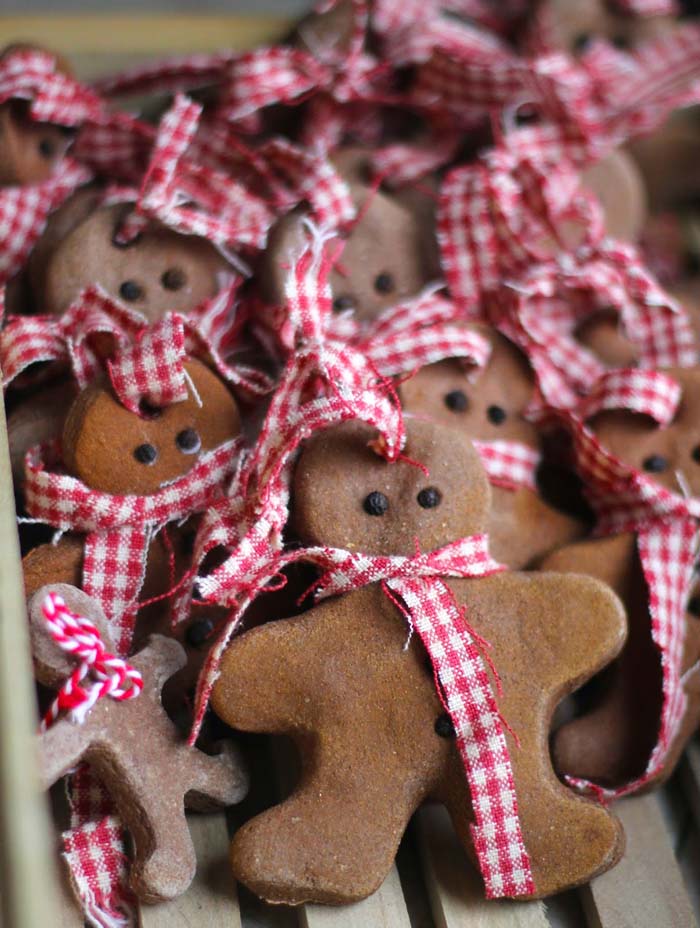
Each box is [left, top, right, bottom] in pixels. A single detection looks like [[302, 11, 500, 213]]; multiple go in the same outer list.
[[439, 143, 696, 408], [307, 533, 535, 898], [24, 436, 240, 653], [185, 238, 406, 737], [40, 591, 143, 732], [472, 440, 541, 492], [0, 46, 102, 126], [329, 285, 492, 377], [564, 368, 699, 797], [116, 94, 275, 251]]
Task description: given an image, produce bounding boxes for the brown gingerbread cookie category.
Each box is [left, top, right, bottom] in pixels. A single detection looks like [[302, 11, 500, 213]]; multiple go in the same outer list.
[[0, 45, 76, 187], [32, 201, 230, 320], [531, 0, 675, 56], [543, 366, 700, 788], [259, 148, 439, 323], [8, 378, 77, 489], [581, 149, 648, 244], [212, 419, 626, 904], [31, 583, 248, 903], [399, 329, 586, 568], [22, 358, 241, 626]]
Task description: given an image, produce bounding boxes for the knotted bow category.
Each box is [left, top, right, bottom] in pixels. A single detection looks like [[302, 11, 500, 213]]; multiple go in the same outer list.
[[563, 368, 698, 796], [439, 143, 696, 408]]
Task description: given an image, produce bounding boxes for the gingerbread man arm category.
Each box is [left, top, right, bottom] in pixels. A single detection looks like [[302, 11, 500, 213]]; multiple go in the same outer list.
[[184, 741, 250, 811], [37, 719, 93, 788]]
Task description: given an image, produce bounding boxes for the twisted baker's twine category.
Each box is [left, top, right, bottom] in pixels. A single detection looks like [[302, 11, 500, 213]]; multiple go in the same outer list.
[[40, 592, 143, 731]]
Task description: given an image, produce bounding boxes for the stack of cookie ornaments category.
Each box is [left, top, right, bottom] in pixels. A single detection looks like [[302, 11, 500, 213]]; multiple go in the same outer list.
[[2, 1, 700, 924]]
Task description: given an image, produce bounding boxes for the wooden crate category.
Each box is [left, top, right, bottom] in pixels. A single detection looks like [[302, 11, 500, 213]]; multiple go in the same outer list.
[[0, 14, 699, 928]]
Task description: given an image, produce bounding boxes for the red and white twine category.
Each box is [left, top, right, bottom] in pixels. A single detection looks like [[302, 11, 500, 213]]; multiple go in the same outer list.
[[40, 592, 143, 731]]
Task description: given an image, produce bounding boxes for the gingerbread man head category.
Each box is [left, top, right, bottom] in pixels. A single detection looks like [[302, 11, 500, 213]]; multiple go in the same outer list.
[[261, 148, 439, 324], [0, 44, 76, 187], [62, 358, 241, 496]]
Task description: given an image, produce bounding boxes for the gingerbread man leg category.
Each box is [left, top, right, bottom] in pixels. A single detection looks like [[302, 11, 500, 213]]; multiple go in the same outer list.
[[38, 721, 92, 788], [183, 742, 250, 811]]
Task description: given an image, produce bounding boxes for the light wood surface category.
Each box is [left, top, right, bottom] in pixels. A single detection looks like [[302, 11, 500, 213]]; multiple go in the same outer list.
[[0, 389, 60, 928], [140, 812, 243, 928], [301, 866, 411, 928], [580, 793, 697, 928], [416, 805, 551, 928]]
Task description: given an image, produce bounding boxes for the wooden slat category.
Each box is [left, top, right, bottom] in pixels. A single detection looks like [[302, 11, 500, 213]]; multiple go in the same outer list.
[[579, 793, 697, 928], [0, 397, 60, 927], [140, 812, 242, 928], [0, 15, 290, 55], [416, 805, 550, 928], [300, 865, 411, 928]]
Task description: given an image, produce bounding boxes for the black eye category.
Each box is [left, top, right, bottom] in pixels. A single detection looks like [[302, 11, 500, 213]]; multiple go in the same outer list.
[[119, 280, 143, 301], [176, 428, 201, 454], [688, 596, 700, 618], [161, 267, 186, 291], [185, 618, 215, 647], [363, 491, 389, 516], [134, 443, 158, 465], [332, 294, 356, 313], [444, 389, 469, 413], [38, 137, 55, 159], [374, 272, 395, 294], [417, 487, 442, 509], [612, 34, 630, 50], [434, 713, 455, 738], [573, 33, 593, 53], [692, 446, 700, 464], [487, 405, 507, 425], [642, 454, 668, 473]]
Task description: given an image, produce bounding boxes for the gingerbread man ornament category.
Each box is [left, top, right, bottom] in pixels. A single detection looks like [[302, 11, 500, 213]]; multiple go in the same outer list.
[[31, 583, 248, 902], [212, 419, 626, 905], [399, 328, 586, 568], [260, 147, 439, 324], [22, 358, 241, 628], [544, 367, 700, 789]]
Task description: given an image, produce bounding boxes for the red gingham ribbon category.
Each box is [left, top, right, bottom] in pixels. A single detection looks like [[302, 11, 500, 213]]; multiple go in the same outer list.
[[24, 437, 240, 649], [186, 240, 406, 737], [0, 46, 102, 126], [39, 591, 143, 732], [439, 143, 696, 407], [606, 0, 679, 17], [472, 440, 541, 492], [562, 368, 698, 797], [0, 157, 92, 286], [107, 315, 189, 414], [117, 95, 274, 251], [308, 534, 536, 898]]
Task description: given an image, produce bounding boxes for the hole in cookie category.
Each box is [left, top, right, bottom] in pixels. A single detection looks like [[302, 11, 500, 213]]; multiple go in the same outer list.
[[138, 399, 162, 420], [134, 443, 158, 465], [363, 491, 389, 516], [444, 389, 468, 413], [38, 137, 56, 159], [119, 280, 143, 302], [176, 428, 201, 455], [161, 267, 187, 291], [186, 617, 215, 647], [332, 294, 356, 313], [373, 272, 395, 294], [434, 713, 455, 738], [417, 487, 442, 509], [486, 405, 507, 425], [572, 33, 593, 54], [688, 595, 700, 618], [643, 454, 668, 473], [693, 446, 700, 464]]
